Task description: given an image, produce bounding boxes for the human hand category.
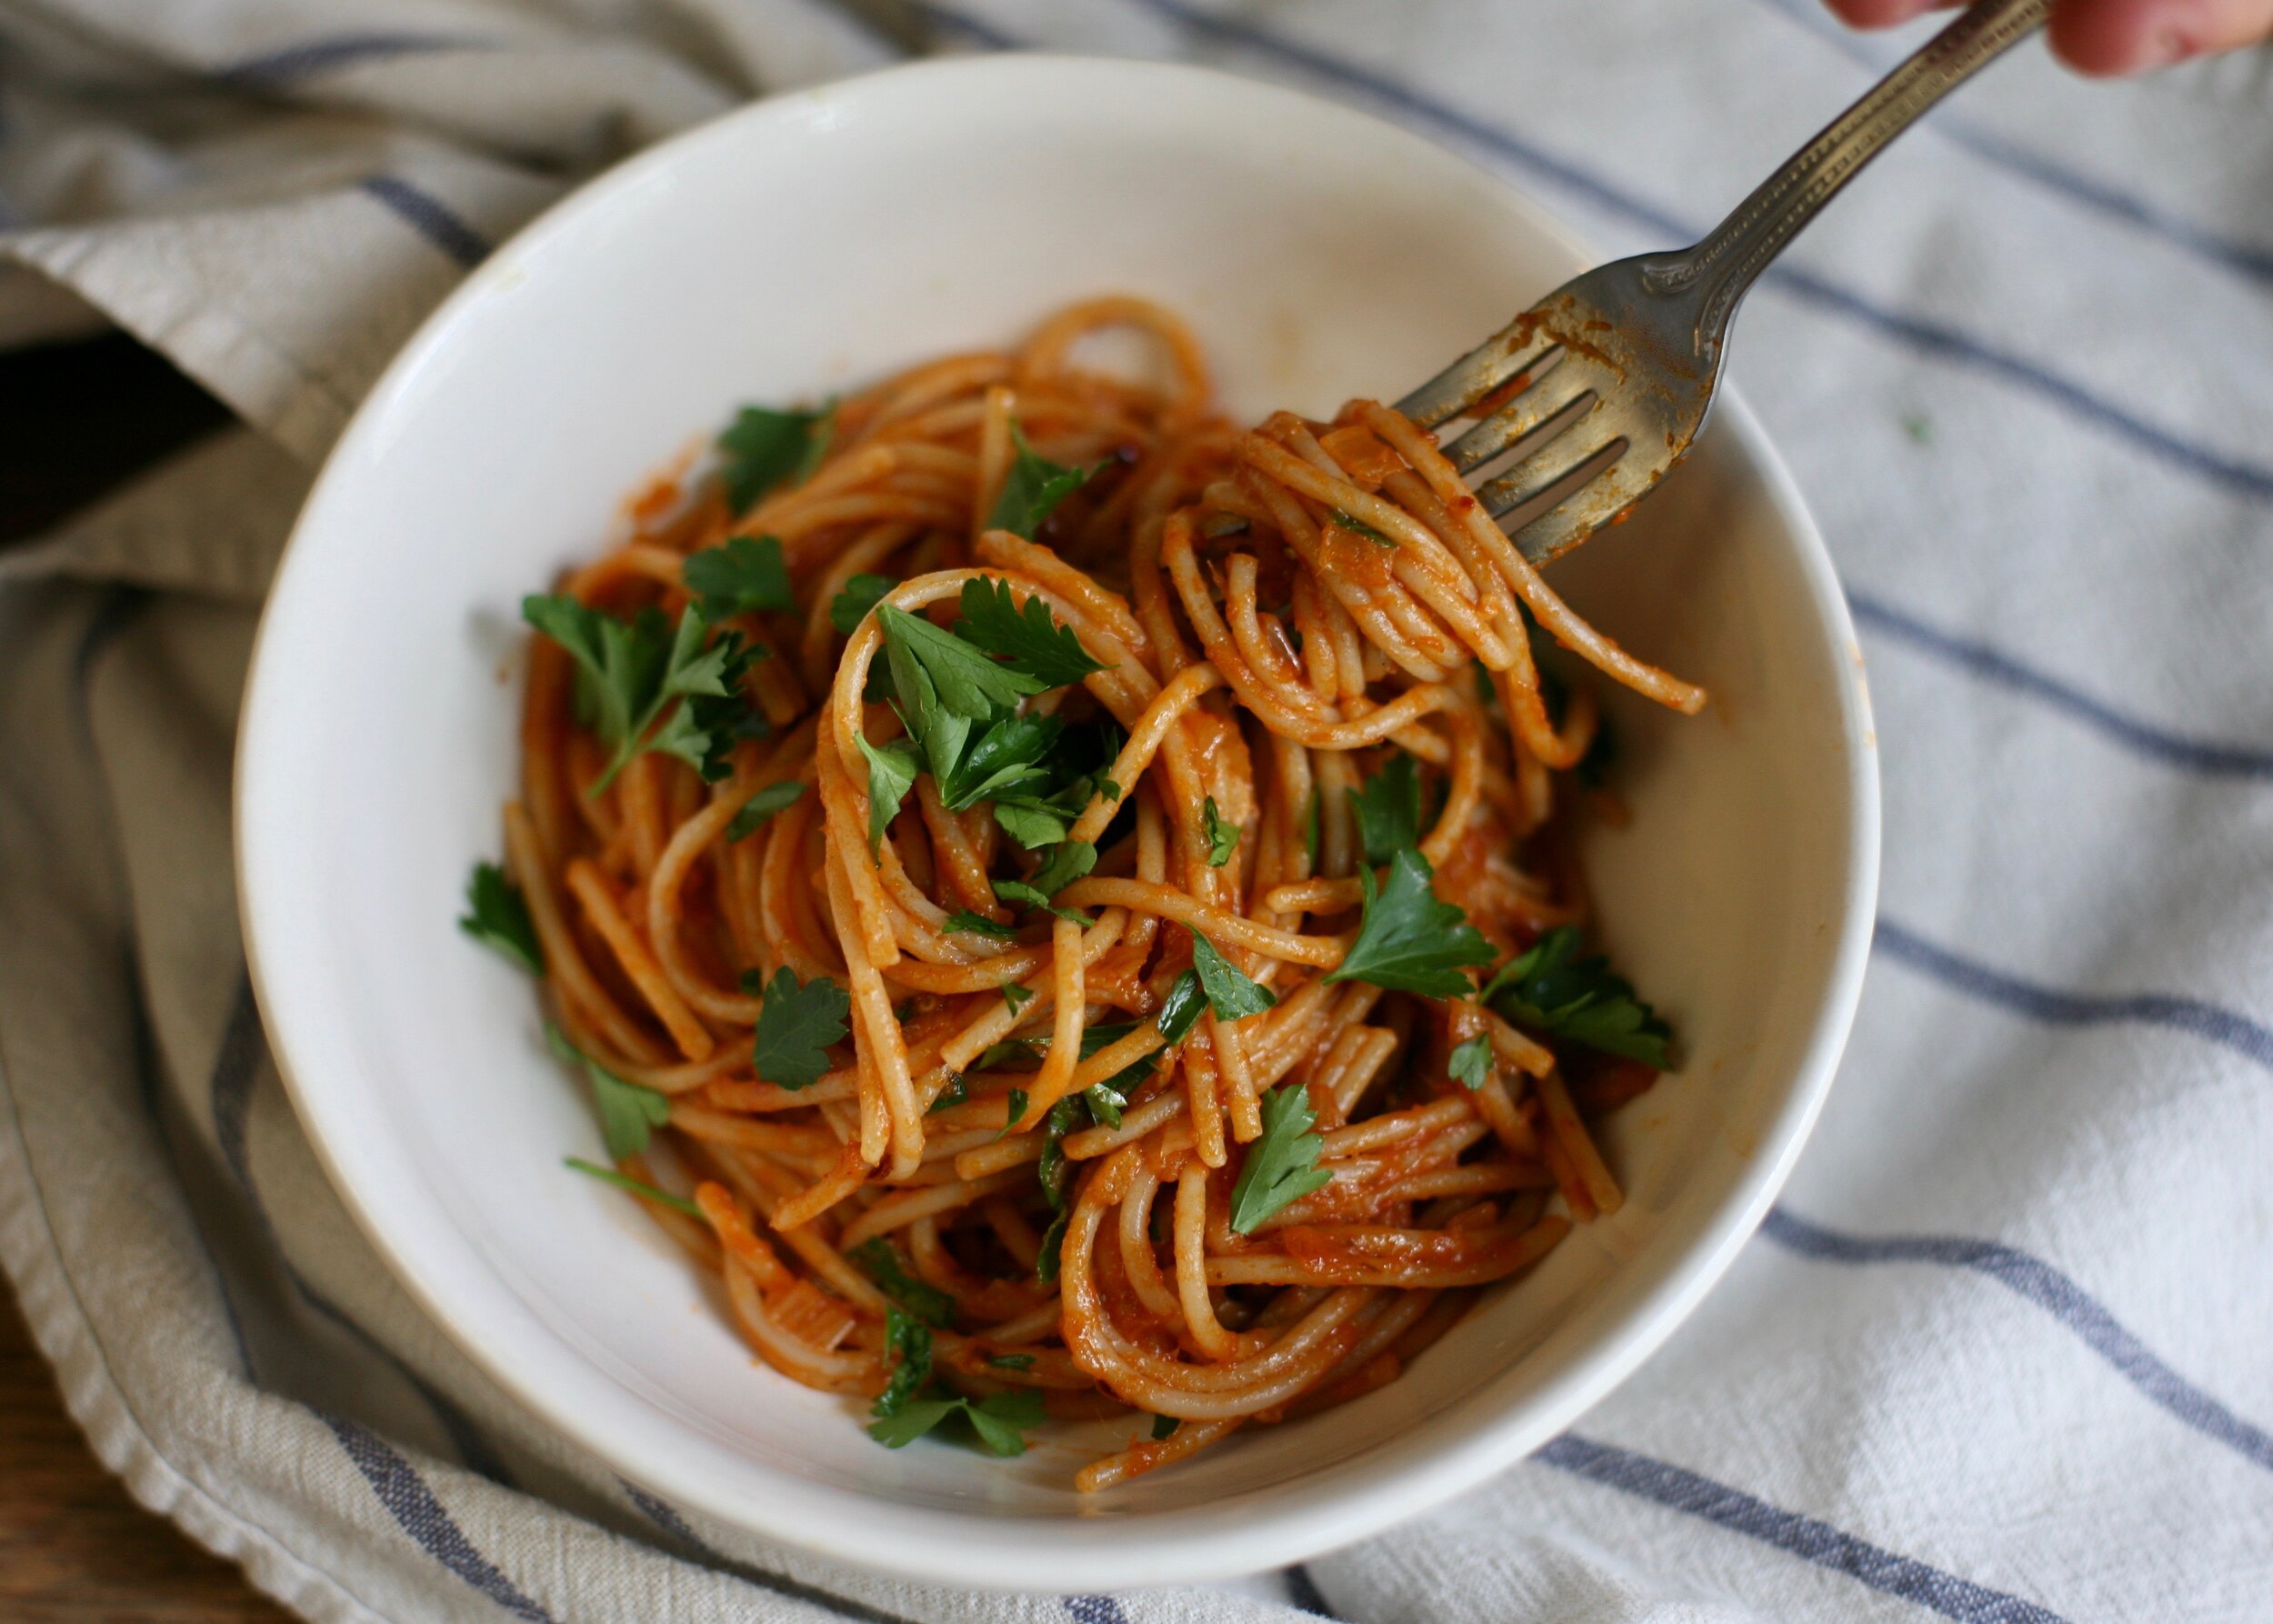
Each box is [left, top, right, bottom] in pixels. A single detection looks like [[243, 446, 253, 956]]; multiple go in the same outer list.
[[1823, 0, 2273, 75]]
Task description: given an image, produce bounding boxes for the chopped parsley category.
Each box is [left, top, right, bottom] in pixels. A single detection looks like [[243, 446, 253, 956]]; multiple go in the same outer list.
[[725, 780, 805, 842], [749, 967, 851, 1089], [1327, 508, 1396, 546], [987, 424, 1102, 538], [1151, 1414, 1180, 1441], [1202, 797, 1239, 867], [955, 576, 1110, 689], [851, 1237, 956, 1328], [1155, 968, 1207, 1044], [1228, 1084, 1334, 1234], [1479, 926, 1672, 1068], [867, 1387, 1046, 1457], [1001, 982, 1035, 1015], [1026, 839, 1096, 897], [830, 573, 895, 636], [716, 401, 833, 514], [1037, 1097, 1085, 1210], [459, 861, 541, 974], [877, 602, 1047, 719], [1448, 1033, 1495, 1090], [1035, 1208, 1070, 1284], [1327, 849, 1494, 998], [1347, 752, 1421, 866], [986, 1353, 1036, 1371], [926, 1076, 968, 1114], [872, 1306, 934, 1419], [1188, 927, 1277, 1021], [563, 1157, 700, 1218], [546, 1024, 669, 1159], [854, 733, 922, 852], [683, 534, 794, 619], [943, 910, 1017, 939], [522, 596, 756, 793]]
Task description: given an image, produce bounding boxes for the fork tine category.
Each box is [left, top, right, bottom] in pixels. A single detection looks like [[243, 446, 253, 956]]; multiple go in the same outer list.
[[1393, 319, 1559, 429], [1480, 434, 1627, 521], [1443, 359, 1597, 475]]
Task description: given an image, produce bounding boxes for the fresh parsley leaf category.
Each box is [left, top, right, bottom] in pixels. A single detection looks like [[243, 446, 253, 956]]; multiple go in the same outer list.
[[563, 1157, 699, 1217], [987, 424, 1101, 539], [1228, 1084, 1335, 1234], [1077, 1021, 1160, 1098], [955, 577, 1109, 689], [1155, 968, 1207, 1044], [717, 402, 833, 515], [872, 1307, 934, 1419], [1038, 1098, 1084, 1210], [1188, 927, 1277, 1021], [927, 1075, 968, 1114], [1084, 1082, 1125, 1130], [1151, 1414, 1180, 1441], [867, 1388, 1046, 1456], [971, 1040, 1043, 1073], [1478, 927, 1672, 1068], [1327, 508, 1396, 546], [855, 733, 922, 852], [993, 800, 1072, 849], [986, 1353, 1036, 1370], [1001, 982, 1035, 1015], [1202, 797, 1239, 867], [684, 535, 795, 619], [830, 573, 895, 636], [459, 861, 541, 974], [1327, 849, 1495, 998], [1026, 840, 1096, 897], [1001, 1087, 1030, 1133], [749, 967, 850, 1089], [936, 710, 1061, 812], [851, 1238, 956, 1328], [944, 910, 1016, 939], [1035, 1208, 1070, 1285], [522, 594, 667, 756], [1448, 1033, 1495, 1090], [547, 1024, 669, 1159], [1347, 752, 1421, 866], [994, 880, 1087, 924], [877, 603, 1046, 721], [524, 597, 744, 795], [642, 634, 762, 786], [726, 780, 804, 842]]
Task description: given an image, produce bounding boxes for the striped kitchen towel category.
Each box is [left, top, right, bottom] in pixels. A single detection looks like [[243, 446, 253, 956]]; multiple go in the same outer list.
[[1, 1, 2268, 1619]]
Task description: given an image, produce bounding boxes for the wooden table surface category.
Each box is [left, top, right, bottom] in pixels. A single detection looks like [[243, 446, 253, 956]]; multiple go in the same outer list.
[[1, 334, 294, 1622]]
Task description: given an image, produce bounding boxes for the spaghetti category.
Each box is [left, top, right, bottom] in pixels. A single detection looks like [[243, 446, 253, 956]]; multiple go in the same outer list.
[[471, 297, 1700, 1486]]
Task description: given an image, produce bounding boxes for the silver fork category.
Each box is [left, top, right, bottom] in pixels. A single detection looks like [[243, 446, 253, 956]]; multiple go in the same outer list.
[[1397, 0, 2051, 565]]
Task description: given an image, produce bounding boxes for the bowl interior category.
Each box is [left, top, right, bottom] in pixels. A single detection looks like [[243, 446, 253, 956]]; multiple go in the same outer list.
[[238, 55, 1874, 1590]]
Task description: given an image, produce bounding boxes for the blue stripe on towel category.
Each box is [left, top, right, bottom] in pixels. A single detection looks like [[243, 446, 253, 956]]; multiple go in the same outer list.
[[1874, 920, 2273, 1077], [1538, 1434, 2071, 1622], [1850, 593, 2273, 781], [357, 175, 490, 268], [323, 1414, 554, 1621], [1762, 1208, 2273, 1477]]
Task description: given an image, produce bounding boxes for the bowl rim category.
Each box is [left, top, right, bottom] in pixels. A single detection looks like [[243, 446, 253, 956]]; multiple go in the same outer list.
[[235, 50, 1880, 1593]]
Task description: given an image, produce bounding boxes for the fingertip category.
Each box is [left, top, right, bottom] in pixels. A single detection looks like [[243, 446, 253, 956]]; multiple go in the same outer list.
[[1823, 0, 1940, 25], [2048, 0, 2201, 75]]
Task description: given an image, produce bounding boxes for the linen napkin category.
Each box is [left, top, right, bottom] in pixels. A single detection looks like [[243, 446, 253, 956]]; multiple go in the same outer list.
[[2, 2, 2269, 1619]]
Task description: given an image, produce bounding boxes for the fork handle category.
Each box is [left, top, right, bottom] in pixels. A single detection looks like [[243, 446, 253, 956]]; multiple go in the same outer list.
[[1653, 0, 2052, 343]]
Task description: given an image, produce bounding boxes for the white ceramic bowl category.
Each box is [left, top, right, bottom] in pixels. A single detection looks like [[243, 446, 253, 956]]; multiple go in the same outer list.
[[236, 55, 1877, 1592]]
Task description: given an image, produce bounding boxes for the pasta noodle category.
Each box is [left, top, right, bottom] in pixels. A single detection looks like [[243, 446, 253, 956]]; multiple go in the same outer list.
[[486, 298, 1696, 1486]]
